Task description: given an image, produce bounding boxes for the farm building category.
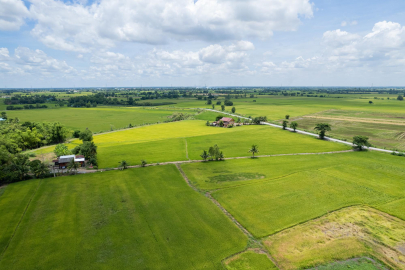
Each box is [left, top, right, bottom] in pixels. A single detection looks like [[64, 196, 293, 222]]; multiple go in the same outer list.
[[53, 155, 85, 169], [214, 117, 235, 127]]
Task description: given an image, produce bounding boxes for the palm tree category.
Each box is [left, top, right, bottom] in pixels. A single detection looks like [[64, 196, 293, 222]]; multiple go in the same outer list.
[[314, 123, 332, 139], [200, 150, 210, 161], [290, 121, 298, 132], [248, 145, 259, 158], [67, 159, 80, 174], [119, 160, 129, 170]]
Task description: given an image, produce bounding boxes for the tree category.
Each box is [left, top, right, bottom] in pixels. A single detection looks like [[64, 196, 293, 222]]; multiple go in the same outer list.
[[231, 107, 236, 113], [314, 123, 332, 139], [224, 100, 233, 106], [212, 104, 215, 109], [397, 95, 404, 101], [290, 121, 298, 132], [200, 150, 210, 161], [67, 158, 79, 174], [207, 99, 212, 105], [218, 151, 224, 161], [285, 115, 290, 119], [80, 141, 97, 160], [119, 160, 129, 170], [221, 105, 225, 111], [353, 135, 371, 151], [252, 116, 267, 124], [11, 154, 30, 181], [248, 145, 259, 158], [216, 101, 221, 105], [206, 121, 210, 126], [208, 144, 222, 161], [369, 100, 373, 104], [79, 129, 93, 142], [72, 130, 81, 138], [282, 120, 289, 130], [49, 122, 69, 143], [54, 144, 71, 157], [30, 160, 49, 178], [1, 112, 7, 120], [219, 120, 224, 127], [141, 160, 147, 167], [216, 115, 223, 121]]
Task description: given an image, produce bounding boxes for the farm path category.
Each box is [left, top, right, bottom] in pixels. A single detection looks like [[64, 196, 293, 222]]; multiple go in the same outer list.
[[76, 149, 353, 174], [204, 109, 399, 154], [175, 164, 281, 269]]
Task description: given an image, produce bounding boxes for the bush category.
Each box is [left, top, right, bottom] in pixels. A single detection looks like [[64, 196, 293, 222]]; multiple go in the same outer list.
[[72, 130, 81, 138], [224, 100, 233, 106]]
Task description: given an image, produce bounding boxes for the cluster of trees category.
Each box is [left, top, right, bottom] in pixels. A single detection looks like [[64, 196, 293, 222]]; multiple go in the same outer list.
[[4, 94, 56, 105], [0, 116, 69, 183], [6, 104, 48, 110], [71, 130, 98, 167], [67, 93, 176, 107], [0, 115, 70, 152], [200, 145, 224, 161], [0, 154, 50, 184]]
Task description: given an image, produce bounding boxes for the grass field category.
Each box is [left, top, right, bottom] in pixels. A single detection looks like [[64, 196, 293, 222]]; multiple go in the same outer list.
[[0, 165, 247, 269], [292, 110, 405, 151], [224, 250, 277, 270], [315, 258, 385, 270], [182, 151, 405, 237], [5, 106, 196, 131], [264, 206, 405, 269]]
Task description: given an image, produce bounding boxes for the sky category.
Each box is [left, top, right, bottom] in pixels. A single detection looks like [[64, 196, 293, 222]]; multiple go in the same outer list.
[[1, 0, 405, 88]]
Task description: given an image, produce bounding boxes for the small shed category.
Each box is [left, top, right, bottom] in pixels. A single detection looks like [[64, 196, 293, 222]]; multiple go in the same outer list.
[[55, 155, 86, 169]]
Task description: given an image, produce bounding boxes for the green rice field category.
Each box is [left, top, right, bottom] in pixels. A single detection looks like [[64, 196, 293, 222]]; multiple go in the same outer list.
[[182, 151, 405, 237], [0, 165, 247, 269]]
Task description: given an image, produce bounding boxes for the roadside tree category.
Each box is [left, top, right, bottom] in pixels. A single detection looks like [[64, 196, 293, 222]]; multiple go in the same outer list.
[[282, 120, 288, 130], [314, 123, 332, 139], [353, 135, 371, 151], [290, 121, 298, 132]]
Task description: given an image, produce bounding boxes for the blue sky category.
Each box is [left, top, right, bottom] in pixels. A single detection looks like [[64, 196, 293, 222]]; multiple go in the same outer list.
[[1, 0, 405, 87]]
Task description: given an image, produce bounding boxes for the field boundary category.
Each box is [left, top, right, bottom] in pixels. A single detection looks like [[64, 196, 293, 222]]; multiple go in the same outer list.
[[76, 149, 353, 174]]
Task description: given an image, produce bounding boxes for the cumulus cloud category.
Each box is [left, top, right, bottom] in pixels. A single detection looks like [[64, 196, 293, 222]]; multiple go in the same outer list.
[[27, 0, 313, 51], [0, 0, 29, 31], [0, 48, 10, 60], [83, 40, 255, 79], [0, 47, 76, 77]]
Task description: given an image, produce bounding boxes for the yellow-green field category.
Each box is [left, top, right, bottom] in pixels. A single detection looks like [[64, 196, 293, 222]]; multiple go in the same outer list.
[[66, 120, 348, 168]]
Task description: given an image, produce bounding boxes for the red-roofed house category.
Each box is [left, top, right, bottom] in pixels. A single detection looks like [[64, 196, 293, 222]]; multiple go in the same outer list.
[[216, 117, 235, 127]]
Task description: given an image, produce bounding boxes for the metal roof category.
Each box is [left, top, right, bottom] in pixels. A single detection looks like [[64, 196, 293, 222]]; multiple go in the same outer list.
[[58, 155, 75, 163]]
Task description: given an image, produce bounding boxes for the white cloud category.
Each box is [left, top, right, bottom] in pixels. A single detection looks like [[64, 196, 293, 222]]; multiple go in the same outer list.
[[0, 47, 77, 76], [341, 21, 347, 27], [0, 48, 10, 60], [27, 0, 313, 51], [0, 0, 29, 31]]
